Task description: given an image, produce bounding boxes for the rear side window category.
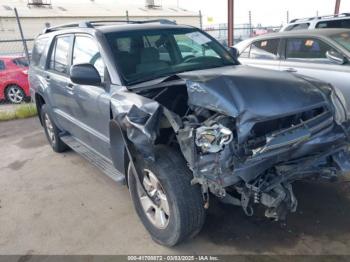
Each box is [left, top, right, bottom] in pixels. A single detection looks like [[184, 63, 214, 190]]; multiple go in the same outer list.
[[13, 57, 29, 67], [49, 35, 71, 74], [316, 19, 350, 29], [72, 36, 105, 80], [250, 39, 280, 60], [239, 45, 251, 58], [0, 60, 5, 70], [286, 38, 335, 60], [31, 37, 49, 68], [285, 23, 310, 31]]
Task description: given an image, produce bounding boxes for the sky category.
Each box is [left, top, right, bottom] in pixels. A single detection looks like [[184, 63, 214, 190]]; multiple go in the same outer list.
[[177, 0, 350, 26]]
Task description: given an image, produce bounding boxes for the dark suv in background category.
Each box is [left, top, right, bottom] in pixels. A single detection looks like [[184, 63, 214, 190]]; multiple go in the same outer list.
[[29, 20, 350, 246]]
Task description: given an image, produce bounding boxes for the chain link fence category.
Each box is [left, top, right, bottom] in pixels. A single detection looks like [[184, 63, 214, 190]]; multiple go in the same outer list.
[[204, 25, 283, 46], [0, 10, 36, 121]]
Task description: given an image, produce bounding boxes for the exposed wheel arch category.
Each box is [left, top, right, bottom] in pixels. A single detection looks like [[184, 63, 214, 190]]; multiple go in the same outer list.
[[35, 93, 46, 125]]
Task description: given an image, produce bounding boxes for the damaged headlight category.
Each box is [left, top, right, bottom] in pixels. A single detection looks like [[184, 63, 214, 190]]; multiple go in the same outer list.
[[330, 86, 348, 124], [195, 124, 233, 153]]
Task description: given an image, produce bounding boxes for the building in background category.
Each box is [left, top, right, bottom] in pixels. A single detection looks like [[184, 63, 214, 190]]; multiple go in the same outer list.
[[0, 0, 201, 41]]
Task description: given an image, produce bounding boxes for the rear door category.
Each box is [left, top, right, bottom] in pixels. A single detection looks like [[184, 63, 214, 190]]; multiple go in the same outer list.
[[279, 37, 350, 98], [238, 38, 281, 70], [46, 34, 75, 133]]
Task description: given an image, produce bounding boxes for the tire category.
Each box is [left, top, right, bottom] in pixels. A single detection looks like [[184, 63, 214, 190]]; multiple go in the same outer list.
[[128, 145, 206, 246], [41, 104, 68, 153], [5, 85, 25, 104]]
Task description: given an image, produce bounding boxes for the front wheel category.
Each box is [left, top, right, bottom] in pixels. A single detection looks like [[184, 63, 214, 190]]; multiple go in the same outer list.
[[128, 146, 206, 246]]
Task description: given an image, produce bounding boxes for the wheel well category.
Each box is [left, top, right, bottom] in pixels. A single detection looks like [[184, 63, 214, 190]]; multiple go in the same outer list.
[[35, 93, 46, 125]]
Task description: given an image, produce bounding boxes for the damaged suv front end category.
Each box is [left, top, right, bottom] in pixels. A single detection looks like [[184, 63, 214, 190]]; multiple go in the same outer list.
[[115, 65, 350, 222], [106, 26, 350, 228], [176, 67, 350, 220]]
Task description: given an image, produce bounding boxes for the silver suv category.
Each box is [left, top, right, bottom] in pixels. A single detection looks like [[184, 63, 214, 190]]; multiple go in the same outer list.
[[280, 13, 350, 31], [234, 29, 350, 108], [29, 20, 350, 246]]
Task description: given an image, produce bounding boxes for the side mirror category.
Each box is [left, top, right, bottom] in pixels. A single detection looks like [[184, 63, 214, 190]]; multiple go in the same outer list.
[[70, 63, 101, 86], [326, 50, 346, 65], [228, 47, 239, 59]]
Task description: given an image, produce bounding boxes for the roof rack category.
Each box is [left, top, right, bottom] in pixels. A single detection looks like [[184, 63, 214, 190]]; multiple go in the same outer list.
[[289, 13, 350, 23], [42, 19, 177, 34]]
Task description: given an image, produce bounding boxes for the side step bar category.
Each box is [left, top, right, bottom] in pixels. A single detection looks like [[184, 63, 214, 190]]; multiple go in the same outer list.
[[60, 135, 125, 185]]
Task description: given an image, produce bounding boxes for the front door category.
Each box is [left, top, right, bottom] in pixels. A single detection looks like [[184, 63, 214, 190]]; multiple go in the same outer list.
[[238, 38, 281, 70], [68, 34, 111, 158]]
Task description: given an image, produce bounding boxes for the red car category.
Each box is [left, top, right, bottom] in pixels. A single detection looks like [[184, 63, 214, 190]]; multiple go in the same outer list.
[[0, 56, 30, 103]]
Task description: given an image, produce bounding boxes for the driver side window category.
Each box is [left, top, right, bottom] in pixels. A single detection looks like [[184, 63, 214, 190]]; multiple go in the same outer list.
[[72, 35, 105, 81]]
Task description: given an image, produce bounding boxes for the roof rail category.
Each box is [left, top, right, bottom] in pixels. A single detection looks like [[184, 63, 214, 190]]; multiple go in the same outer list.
[[87, 19, 177, 26], [289, 13, 350, 23], [42, 19, 176, 34], [43, 21, 92, 34]]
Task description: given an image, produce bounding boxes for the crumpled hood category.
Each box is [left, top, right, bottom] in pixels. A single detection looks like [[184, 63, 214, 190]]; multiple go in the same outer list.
[[179, 65, 329, 142]]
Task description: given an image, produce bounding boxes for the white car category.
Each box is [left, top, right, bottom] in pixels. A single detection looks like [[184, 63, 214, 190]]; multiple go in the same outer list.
[[280, 13, 350, 32]]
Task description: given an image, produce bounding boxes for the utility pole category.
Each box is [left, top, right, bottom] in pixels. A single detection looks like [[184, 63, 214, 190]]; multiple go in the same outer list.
[[14, 8, 29, 62], [334, 0, 341, 14], [249, 10, 252, 37], [227, 0, 234, 46], [126, 10, 129, 23], [286, 10, 289, 23]]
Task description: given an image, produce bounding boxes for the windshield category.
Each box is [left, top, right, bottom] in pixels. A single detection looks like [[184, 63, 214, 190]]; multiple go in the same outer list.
[[330, 32, 350, 52], [105, 28, 237, 85]]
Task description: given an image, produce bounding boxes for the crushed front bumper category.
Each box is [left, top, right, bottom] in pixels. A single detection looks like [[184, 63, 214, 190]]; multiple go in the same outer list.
[[223, 114, 350, 187]]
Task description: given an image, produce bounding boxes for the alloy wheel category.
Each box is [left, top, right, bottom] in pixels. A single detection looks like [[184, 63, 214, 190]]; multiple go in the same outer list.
[[137, 169, 170, 229], [7, 86, 24, 103], [44, 113, 56, 145]]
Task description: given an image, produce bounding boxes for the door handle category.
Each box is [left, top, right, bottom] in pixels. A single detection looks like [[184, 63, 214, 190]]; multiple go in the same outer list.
[[283, 68, 297, 73], [66, 83, 74, 91], [66, 83, 75, 94]]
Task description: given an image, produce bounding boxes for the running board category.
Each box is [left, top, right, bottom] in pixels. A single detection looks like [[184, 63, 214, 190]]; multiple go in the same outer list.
[[60, 135, 125, 185]]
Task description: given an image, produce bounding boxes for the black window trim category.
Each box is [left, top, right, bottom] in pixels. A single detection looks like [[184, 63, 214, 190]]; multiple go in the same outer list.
[[247, 37, 282, 60], [239, 44, 251, 58], [285, 23, 310, 31], [281, 36, 345, 63], [72, 33, 109, 83], [32, 36, 50, 69], [47, 33, 74, 77], [315, 18, 350, 29]]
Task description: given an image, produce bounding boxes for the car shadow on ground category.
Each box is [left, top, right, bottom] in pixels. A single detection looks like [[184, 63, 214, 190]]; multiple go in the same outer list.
[[199, 180, 350, 252]]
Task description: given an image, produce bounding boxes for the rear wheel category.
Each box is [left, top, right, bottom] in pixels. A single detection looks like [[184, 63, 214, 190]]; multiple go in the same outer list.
[[128, 145, 206, 246], [41, 104, 68, 153], [5, 85, 25, 104]]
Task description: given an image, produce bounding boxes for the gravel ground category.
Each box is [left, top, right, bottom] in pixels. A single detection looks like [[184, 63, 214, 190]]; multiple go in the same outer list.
[[1, 117, 350, 255]]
